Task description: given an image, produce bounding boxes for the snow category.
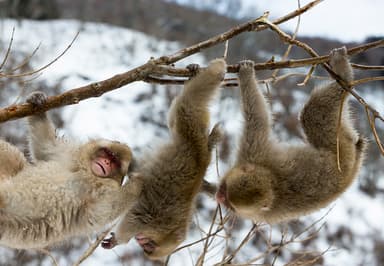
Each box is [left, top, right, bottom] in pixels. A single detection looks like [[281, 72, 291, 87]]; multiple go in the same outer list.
[[167, 0, 384, 42], [0, 18, 383, 266]]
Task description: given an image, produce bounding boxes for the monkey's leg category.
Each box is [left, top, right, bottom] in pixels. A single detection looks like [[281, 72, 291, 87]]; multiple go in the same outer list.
[[236, 60, 272, 164], [300, 47, 358, 151], [26, 91, 58, 161], [0, 140, 26, 179]]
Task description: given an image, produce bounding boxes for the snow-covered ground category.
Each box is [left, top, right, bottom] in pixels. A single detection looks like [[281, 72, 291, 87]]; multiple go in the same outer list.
[[0, 19, 383, 266]]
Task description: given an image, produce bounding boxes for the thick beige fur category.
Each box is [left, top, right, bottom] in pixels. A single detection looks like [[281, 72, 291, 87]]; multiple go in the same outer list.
[[0, 92, 139, 249]]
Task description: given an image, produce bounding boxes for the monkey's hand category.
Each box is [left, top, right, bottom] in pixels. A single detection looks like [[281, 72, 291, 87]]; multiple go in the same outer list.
[[101, 232, 118, 249], [186, 63, 200, 77], [329, 46, 353, 82], [238, 60, 255, 80], [26, 91, 48, 106]]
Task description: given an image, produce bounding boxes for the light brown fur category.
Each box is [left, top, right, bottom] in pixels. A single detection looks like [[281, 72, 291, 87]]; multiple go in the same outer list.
[[216, 47, 366, 223], [0, 92, 140, 249], [102, 59, 226, 259]]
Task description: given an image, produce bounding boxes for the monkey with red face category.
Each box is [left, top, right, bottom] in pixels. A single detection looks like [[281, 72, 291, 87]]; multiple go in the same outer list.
[[0, 91, 140, 249]]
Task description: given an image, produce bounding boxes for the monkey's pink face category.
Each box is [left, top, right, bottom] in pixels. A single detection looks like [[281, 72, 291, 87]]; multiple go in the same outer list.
[[91, 147, 122, 177]]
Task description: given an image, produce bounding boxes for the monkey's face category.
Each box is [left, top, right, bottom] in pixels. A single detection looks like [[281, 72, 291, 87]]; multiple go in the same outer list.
[[135, 228, 185, 260], [91, 147, 122, 177], [217, 165, 274, 218], [81, 140, 132, 183]]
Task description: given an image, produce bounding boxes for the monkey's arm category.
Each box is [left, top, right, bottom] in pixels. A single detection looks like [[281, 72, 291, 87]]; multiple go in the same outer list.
[[26, 92, 58, 161], [237, 60, 272, 164], [168, 59, 226, 144], [0, 140, 27, 179]]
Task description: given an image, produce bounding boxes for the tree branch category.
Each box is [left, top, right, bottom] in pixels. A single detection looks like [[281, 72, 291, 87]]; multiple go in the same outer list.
[[0, 1, 322, 123]]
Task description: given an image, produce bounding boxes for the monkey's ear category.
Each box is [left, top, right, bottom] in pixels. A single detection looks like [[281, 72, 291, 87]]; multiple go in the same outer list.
[[127, 157, 138, 173]]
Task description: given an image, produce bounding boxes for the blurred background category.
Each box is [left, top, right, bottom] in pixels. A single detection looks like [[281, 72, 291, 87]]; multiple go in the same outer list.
[[0, 0, 383, 265]]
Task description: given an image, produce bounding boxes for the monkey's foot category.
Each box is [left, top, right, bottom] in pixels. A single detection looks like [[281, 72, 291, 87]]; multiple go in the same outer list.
[[135, 233, 157, 254], [101, 232, 117, 249], [329, 46, 353, 82], [186, 63, 200, 77], [238, 60, 255, 79], [26, 91, 47, 106]]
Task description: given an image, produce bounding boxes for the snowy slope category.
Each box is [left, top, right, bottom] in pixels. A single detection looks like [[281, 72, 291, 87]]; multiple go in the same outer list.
[[166, 0, 384, 42], [0, 19, 383, 266]]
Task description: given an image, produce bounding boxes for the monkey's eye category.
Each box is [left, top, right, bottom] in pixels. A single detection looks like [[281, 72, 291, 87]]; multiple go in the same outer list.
[[100, 147, 122, 168]]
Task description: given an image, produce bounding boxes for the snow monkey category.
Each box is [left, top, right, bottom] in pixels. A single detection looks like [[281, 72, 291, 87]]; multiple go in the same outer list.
[[0, 91, 141, 249], [101, 58, 226, 259], [216, 47, 366, 223]]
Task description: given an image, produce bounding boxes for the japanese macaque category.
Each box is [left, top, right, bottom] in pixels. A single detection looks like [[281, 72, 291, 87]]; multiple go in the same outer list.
[[216, 47, 366, 223], [102, 58, 226, 259], [0, 91, 140, 249]]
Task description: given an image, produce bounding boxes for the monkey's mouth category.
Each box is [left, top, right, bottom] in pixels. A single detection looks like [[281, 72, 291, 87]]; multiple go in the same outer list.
[[135, 234, 157, 254]]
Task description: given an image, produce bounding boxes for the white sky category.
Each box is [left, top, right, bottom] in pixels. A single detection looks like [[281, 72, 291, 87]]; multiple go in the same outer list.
[[245, 0, 383, 42]]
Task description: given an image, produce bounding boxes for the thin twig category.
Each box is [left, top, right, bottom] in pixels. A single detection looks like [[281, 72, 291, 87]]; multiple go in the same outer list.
[[196, 206, 220, 266], [0, 31, 79, 78], [6, 43, 41, 73], [73, 225, 115, 266], [221, 223, 258, 264], [0, 26, 15, 70], [271, 0, 302, 80], [38, 249, 59, 266], [336, 92, 348, 172], [351, 63, 384, 70], [365, 106, 384, 156]]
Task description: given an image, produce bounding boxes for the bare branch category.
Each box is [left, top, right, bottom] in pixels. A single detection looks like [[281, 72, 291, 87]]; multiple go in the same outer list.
[[0, 3, 321, 123], [0, 32, 79, 78], [0, 27, 15, 70]]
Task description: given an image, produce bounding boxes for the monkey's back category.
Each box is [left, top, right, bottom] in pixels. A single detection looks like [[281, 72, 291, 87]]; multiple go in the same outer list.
[[130, 136, 211, 230], [261, 142, 364, 222]]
